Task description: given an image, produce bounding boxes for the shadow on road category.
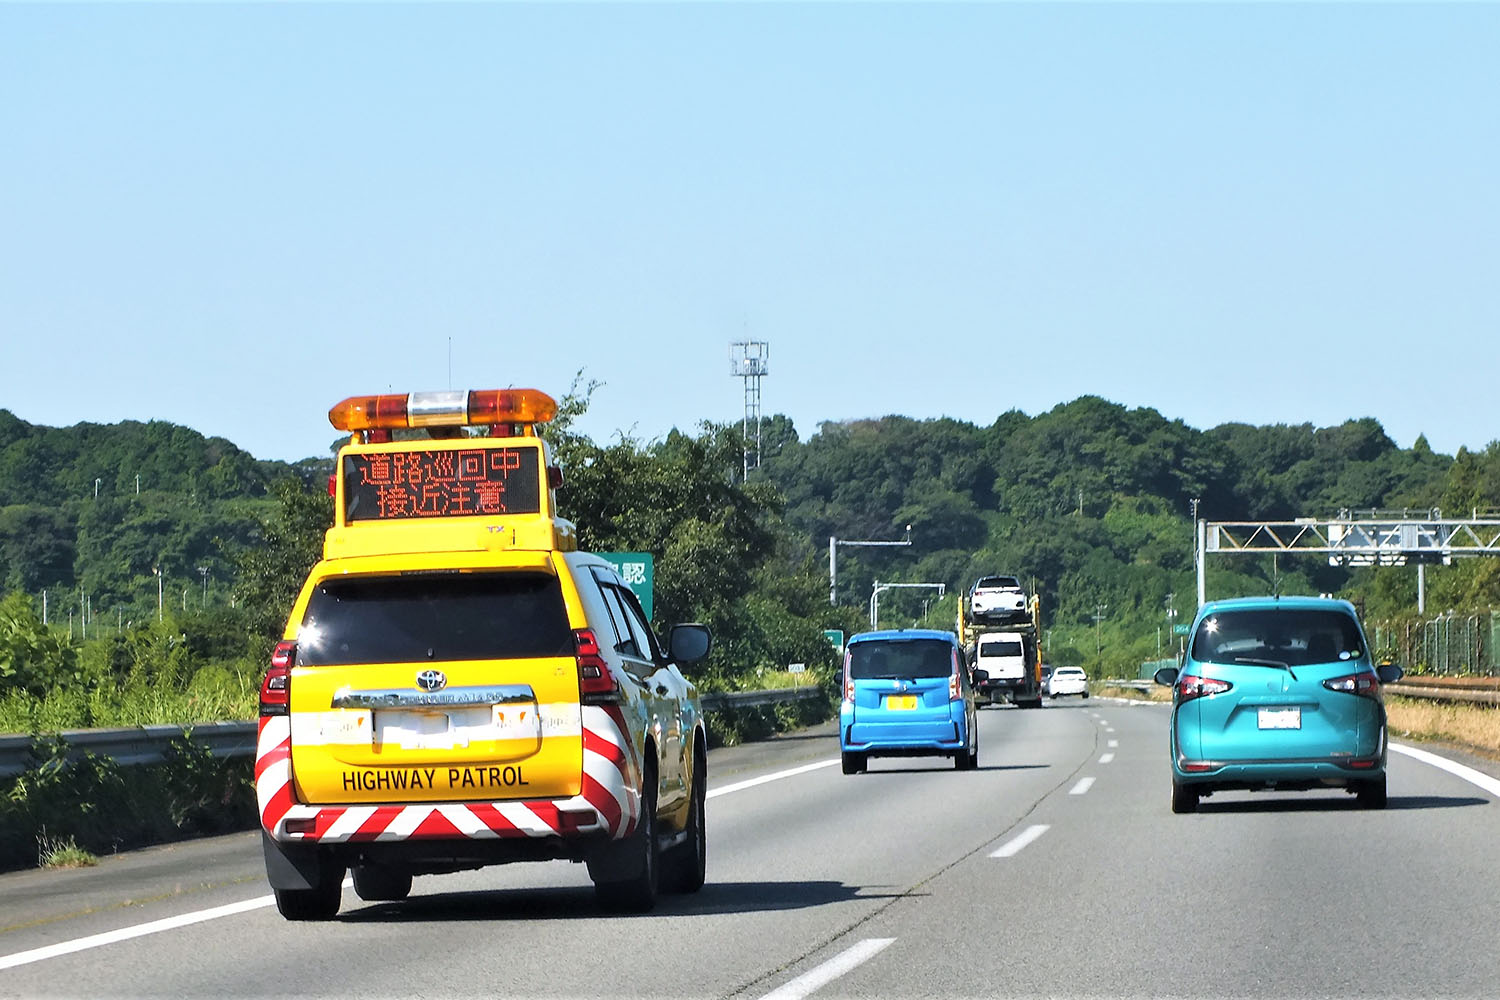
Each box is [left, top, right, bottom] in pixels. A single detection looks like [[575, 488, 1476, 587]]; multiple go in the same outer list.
[[858, 763, 1051, 775], [338, 878, 902, 923], [1199, 793, 1489, 813]]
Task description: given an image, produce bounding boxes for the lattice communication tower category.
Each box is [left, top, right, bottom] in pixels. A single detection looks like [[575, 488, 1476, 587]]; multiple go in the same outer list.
[[729, 341, 769, 480]]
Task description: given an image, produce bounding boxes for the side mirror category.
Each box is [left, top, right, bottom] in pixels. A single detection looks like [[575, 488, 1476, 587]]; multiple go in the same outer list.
[[1377, 663, 1404, 684], [1153, 666, 1180, 687], [972, 668, 989, 684], [668, 623, 712, 665]]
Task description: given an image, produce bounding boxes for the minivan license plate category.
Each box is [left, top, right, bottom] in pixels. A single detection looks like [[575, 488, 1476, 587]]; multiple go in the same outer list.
[[886, 695, 918, 710], [1257, 707, 1301, 730]]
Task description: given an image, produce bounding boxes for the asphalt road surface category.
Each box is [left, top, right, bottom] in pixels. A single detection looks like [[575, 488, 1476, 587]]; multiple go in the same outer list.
[[3, 698, 1498, 999]]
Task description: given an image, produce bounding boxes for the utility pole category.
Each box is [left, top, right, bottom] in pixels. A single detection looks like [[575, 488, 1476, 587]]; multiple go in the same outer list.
[[1092, 603, 1108, 658]]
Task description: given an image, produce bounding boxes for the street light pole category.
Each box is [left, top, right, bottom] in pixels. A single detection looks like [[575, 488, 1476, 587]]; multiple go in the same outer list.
[[829, 525, 913, 604]]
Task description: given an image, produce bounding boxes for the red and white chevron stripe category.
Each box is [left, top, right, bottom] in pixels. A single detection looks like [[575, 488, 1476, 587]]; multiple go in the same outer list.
[[256, 705, 640, 844]]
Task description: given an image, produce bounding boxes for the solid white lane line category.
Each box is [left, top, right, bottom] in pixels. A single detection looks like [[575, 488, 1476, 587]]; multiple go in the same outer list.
[[758, 938, 896, 1000], [0, 878, 353, 972], [1069, 777, 1095, 795], [708, 759, 840, 799], [1391, 742, 1500, 799], [1107, 739, 1118, 748], [1099, 753, 1115, 764], [6, 758, 846, 972], [990, 824, 1050, 858]]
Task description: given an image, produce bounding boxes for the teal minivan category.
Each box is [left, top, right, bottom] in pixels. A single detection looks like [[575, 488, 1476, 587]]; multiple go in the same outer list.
[[1155, 596, 1403, 813], [839, 629, 980, 774]]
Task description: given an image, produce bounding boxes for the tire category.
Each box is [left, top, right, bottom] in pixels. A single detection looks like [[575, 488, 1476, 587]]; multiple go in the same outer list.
[[953, 748, 970, 770], [1082, 691, 1090, 700], [352, 864, 412, 902], [273, 866, 345, 921], [1356, 775, 1388, 809], [661, 754, 706, 894], [594, 771, 659, 913], [1171, 781, 1199, 814], [841, 751, 867, 775]]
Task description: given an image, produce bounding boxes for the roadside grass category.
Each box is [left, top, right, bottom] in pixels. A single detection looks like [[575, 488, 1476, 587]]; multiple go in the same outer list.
[[37, 831, 97, 869], [1385, 697, 1500, 757], [1095, 682, 1172, 703]]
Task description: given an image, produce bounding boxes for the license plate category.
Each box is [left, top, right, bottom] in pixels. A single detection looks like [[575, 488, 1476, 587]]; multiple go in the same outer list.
[[886, 695, 918, 711], [1258, 707, 1301, 730], [376, 703, 539, 749]]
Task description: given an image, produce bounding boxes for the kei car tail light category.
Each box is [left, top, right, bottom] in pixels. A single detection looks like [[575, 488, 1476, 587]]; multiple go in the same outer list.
[[1323, 672, 1380, 699], [575, 629, 622, 704], [260, 641, 296, 717], [1177, 673, 1232, 703], [843, 651, 854, 702], [949, 650, 961, 700]]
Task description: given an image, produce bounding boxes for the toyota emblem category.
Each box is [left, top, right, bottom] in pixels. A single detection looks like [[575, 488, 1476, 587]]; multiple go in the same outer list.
[[416, 669, 447, 692]]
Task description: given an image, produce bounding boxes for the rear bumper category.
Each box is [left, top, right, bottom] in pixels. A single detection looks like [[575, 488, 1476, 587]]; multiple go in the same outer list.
[[843, 719, 964, 753], [1173, 755, 1387, 790]]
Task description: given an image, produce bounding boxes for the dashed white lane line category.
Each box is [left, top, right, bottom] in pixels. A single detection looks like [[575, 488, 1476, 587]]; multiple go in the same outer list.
[[758, 937, 897, 1000], [1099, 753, 1115, 764], [0, 878, 353, 972], [1108, 739, 1119, 748], [1104, 727, 1115, 734], [1391, 743, 1500, 799], [1069, 777, 1096, 795], [990, 824, 1050, 858], [1097, 719, 1109, 726], [708, 759, 840, 799]]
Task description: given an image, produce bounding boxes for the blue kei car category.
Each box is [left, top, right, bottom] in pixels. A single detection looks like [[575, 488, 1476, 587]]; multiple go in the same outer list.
[[839, 629, 981, 774], [1154, 596, 1403, 813]]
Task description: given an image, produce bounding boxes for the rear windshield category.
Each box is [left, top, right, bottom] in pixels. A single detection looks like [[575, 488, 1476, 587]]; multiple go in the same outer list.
[[1190, 609, 1365, 668], [848, 639, 955, 680], [296, 572, 573, 665], [975, 577, 1019, 590], [979, 640, 1023, 658]]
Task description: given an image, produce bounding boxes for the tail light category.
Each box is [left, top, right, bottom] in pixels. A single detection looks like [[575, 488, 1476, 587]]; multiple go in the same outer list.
[[575, 629, 621, 704], [949, 650, 962, 700], [260, 640, 296, 716], [1323, 672, 1381, 699], [843, 652, 854, 702], [1177, 673, 1232, 703]]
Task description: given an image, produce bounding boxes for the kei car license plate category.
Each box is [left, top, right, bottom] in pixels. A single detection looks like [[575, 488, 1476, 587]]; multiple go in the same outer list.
[[886, 695, 918, 710], [1257, 707, 1301, 730]]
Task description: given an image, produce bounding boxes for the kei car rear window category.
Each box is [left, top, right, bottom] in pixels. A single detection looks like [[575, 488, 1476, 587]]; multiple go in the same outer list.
[[296, 572, 573, 665], [1190, 609, 1365, 668], [848, 639, 955, 680]]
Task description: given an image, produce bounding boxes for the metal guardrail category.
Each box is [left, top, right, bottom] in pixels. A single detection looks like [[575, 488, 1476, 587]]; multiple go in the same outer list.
[[0, 687, 826, 779]]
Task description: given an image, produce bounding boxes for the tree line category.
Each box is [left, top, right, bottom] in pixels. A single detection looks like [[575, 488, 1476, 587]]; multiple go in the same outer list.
[[3, 389, 1499, 730]]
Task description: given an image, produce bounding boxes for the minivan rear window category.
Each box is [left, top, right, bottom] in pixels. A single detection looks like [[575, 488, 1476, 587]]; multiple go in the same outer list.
[[979, 640, 1023, 658], [1190, 609, 1364, 668], [848, 639, 954, 680], [296, 572, 573, 665]]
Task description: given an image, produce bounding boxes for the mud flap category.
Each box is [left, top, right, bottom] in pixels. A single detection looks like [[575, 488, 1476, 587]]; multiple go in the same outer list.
[[262, 831, 339, 891]]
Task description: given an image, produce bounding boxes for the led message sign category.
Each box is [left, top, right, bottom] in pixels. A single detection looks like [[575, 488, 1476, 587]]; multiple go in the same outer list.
[[343, 447, 542, 522]]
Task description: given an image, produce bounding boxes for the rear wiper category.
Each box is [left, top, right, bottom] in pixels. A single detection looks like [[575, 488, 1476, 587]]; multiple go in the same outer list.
[[1231, 657, 1298, 681]]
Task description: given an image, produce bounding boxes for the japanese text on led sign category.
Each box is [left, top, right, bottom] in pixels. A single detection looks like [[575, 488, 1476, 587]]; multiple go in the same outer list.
[[343, 448, 542, 521]]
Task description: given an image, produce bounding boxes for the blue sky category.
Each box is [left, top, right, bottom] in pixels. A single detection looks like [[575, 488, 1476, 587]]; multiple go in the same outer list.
[[3, 3, 1497, 464]]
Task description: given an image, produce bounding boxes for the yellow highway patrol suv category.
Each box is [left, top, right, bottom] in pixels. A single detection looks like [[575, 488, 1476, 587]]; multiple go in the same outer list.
[[256, 389, 711, 919]]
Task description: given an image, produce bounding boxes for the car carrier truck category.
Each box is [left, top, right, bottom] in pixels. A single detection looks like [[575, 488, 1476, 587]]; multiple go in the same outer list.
[[958, 590, 1044, 709]]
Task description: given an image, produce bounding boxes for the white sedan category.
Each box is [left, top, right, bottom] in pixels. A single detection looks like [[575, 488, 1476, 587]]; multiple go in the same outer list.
[[1047, 666, 1089, 699]]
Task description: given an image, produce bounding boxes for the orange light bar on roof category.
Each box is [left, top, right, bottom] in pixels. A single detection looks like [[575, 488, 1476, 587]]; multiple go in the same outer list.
[[328, 389, 558, 431]]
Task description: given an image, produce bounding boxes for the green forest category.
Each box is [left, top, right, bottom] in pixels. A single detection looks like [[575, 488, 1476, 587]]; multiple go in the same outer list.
[[3, 388, 1500, 733]]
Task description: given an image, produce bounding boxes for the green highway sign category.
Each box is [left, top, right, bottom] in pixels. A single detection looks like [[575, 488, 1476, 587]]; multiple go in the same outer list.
[[1172, 623, 1191, 636], [823, 629, 845, 651], [599, 552, 654, 619]]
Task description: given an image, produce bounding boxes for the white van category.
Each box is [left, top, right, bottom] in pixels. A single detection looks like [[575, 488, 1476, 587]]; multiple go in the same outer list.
[[974, 631, 1028, 692]]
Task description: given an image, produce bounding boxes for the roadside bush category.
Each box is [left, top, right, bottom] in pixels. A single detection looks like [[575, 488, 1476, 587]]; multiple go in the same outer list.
[[0, 733, 255, 873]]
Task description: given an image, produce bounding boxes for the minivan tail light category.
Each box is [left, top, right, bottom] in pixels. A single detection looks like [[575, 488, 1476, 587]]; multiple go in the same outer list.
[[1177, 673, 1232, 703], [575, 629, 621, 704], [1323, 672, 1380, 699], [260, 641, 296, 716]]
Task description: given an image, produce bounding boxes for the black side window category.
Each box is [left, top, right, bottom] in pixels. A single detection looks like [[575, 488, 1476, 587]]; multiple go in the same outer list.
[[589, 568, 640, 658], [616, 586, 663, 662]]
